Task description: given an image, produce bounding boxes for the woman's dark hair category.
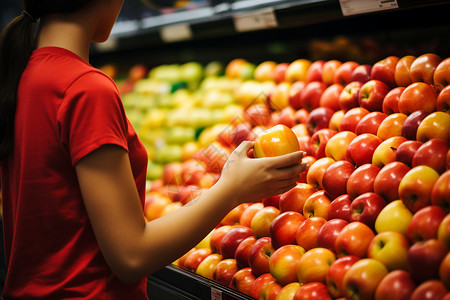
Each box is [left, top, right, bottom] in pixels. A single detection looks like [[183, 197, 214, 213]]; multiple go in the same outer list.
[[0, 1, 91, 161]]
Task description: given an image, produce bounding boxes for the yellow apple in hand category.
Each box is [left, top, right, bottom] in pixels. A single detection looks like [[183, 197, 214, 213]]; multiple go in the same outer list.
[[374, 200, 413, 236]]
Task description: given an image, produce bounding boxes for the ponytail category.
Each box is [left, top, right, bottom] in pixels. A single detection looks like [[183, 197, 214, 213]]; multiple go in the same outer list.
[[0, 13, 38, 161]]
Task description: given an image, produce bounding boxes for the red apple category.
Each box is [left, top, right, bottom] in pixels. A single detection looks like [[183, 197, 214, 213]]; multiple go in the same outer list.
[[195, 142, 231, 174], [351, 64, 372, 84], [276, 282, 301, 299], [240, 202, 264, 228], [306, 157, 336, 190], [382, 86, 405, 115], [294, 282, 332, 300], [434, 57, 450, 92], [184, 248, 212, 272], [431, 170, 450, 212], [345, 133, 383, 167], [196, 253, 223, 279], [408, 239, 448, 284], [335, 221, 375, 258], [317, 219, 349, 252], [440, 252, 450, 290], [322, 60, 342, 86], [412, 139, 450, 174], [355, 111, 387, 136], [371, 55, 399, 88], [213, 258, 239, 286], [177, 248, 197, 269], [406, 205, 446, 243], [328, 194, 352, 222], [288, 81, 306, 110], [342, 258, 388, 300], [295, 216, 327, 251], [320, 83, 344, 112], [350, 192, 386, 229], [376, 112, 408, 141], [243, 103, 271, 127], [277, 106, 297, 128], [417, 111, 450, 143], [259, 281, 282, 300], [254, 61, 276, 82], [395, 55, 416, 87], [339, 107, 370, 133], [298, 155, 316, 183], [367, 231, 410, 271], [220, 226, 254, 259], [221, 203, 250, 226], [253, 124, 300, 158], [274, 63, 289, 83], [322, 160, 356, 200], [410, 280, 448, 300], [269, 244, 305, 286], [303, 191, 332, 220], [395, 140, 423, 168], [326, 255, 360, 298], [325, 131, 357, 161], [358, 80, 391, 112], [229, 267, 256, 297], [401, 110, 431, 140], [399, 165, 440, 213], [374, 270, 416, 300], [334, 61, 359, 86], [285, 59, 311, 83], [372, 136, 407, 168], [300, 81, 327, 112], [436, 84, 450, 113], [398, 82, 438, 115], [346, 163, 380, 200], [250, 273, 277, 299], [278, 183, 316, 214], [297, 247, 336, 284], [410, 53, 443, 85], [210, 225, 234, 254], [251, 206, 280, 239], [306, 107, 334, 136], [306, 60, 325, 83], [270, 211, 305, 249], [339, 81, 363, 112], [235, 236, 256, 269], [249, 237, 276, 277], [373, 161, 410, 202]]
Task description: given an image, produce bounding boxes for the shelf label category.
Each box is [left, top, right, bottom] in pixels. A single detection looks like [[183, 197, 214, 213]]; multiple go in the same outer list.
[[233, 7, 278, 32], [211, 287, 222, 300], [160, 23, 193, 43], [339, 0, 398, 16]]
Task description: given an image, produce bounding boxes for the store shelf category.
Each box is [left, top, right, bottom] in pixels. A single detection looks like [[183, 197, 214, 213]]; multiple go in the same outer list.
[[148, 265, 253, 300], [90, 0, 450, 68]]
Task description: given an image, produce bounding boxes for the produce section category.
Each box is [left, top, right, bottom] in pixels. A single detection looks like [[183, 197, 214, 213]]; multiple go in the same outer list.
[[111, 46, 450, 299]]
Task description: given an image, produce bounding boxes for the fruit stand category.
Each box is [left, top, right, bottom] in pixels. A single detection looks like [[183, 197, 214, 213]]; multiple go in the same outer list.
[[91, 0, 450, 299]]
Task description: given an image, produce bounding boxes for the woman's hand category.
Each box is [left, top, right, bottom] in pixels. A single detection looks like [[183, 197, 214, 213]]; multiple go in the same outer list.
[[218, 141, 308, 206]]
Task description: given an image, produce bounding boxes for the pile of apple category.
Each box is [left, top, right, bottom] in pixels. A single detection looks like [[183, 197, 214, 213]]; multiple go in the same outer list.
[[145, 54, 450, 300]]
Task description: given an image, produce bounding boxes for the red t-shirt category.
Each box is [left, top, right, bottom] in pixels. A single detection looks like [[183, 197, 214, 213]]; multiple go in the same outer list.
[[0, 47, 149, 299]]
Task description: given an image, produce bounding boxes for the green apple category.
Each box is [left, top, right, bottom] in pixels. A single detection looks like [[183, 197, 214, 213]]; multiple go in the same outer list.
[[374, 200, 413, 236], [367, 232, 409, 271]]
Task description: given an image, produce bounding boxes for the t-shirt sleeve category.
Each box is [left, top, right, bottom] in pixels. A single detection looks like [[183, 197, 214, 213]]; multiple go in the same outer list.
[[57, 71, 129, 166]]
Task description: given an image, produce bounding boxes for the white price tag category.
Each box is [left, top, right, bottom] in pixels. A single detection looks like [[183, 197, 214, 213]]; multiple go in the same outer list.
[[233, 8, 278, 32], [160, 23, 193, 43], [211, 287, 222, 300], [339, 0, 398, 16]]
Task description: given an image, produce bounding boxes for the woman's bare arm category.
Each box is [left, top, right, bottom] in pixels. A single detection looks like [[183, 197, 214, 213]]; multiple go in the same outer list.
[[75, 141, 306, 283]]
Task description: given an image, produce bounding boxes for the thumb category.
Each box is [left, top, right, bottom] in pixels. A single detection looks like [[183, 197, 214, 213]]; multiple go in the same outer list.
[[232, 140, 254, 157]]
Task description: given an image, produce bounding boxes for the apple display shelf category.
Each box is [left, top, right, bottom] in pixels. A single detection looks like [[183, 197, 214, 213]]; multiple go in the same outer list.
[[147, 265, 253, 300]]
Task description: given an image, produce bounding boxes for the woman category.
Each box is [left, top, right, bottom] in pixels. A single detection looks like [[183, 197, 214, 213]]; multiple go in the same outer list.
[[0, 1, 307, 299]]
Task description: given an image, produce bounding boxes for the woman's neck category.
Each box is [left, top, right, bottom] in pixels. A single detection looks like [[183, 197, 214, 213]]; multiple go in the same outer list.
[[37, 14, 93, 62]]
